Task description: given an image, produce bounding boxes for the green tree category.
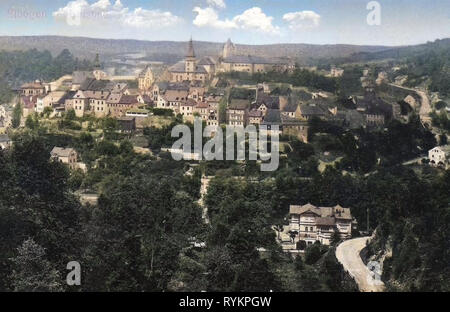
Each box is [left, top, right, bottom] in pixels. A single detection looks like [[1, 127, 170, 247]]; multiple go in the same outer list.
[[12, 102, 22, 128], [9, 238, 63, 292]]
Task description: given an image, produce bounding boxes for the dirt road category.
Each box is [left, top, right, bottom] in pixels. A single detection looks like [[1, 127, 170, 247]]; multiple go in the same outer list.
[[336, 237, 385, 292], [388, 83, 432, 124]]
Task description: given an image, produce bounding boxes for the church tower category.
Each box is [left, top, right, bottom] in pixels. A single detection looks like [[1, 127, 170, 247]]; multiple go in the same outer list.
[[185, 38, 196, 75], [94, 53, 101, 69], [93, 53, 107, 80]]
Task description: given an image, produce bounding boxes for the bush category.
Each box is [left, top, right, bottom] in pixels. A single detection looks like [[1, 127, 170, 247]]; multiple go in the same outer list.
[[296, 240, 307, 251], [304, 242, 323, 264], [151, 108, 174, 117], [435, 101, 447, 110]]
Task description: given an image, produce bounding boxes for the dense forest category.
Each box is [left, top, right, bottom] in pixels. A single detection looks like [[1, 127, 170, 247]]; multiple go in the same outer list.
[[0, 129, 358, 292]]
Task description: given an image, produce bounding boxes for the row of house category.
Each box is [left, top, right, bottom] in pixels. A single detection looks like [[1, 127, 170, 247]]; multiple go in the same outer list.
[[19, 76, 153, 119], [224, 88, 332, 143], [152, 82, 222, 125]]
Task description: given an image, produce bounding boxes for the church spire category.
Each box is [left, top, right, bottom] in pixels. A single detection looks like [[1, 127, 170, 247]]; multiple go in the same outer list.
[[94, 53, 101, 69], [186, 37, 195, 58]]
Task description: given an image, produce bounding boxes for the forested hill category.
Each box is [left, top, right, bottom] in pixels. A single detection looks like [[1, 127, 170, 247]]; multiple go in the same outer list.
[[327, 38, 450, 64], [0, 35, 390, 61]]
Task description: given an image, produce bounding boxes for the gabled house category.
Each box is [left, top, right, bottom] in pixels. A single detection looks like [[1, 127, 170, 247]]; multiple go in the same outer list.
[[37, 91, 67, 113], [227, 99, 249, 127], [66, 90, 90, 117], [254, 92, 280, 116], [261, 109, 282, 136], [179, 99, 197, 122], [157, 89, 189, 112], [107, 94, 140, 117], [50, 147, 78, 170], [87, 90, 110, 117], [248, 109, 263, 125], [281, 101, 298, 119], [194, 101, 209, 122]]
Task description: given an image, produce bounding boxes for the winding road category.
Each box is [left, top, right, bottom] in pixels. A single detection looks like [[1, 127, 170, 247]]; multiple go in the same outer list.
[[336, 237, 385, 292], [388, 83, 432, 125]]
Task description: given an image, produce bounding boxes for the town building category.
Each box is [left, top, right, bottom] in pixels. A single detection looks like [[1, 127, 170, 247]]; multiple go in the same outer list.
[[281, 117, 309, 143], [428, 146, 449, 167], [261, 109, 282, 136], [20, 80, 46, 96], [289, 203, 353, 247], [254, 92, 280, 116], [194, 101, 210, 122], [168, 38, 210, 83], [89, 91, 110, 117], [248, 109, 264, 125], [157, 89, 189, 112], [220, 55, 293, 75], [107, 94, 140, 118], [71, 71, 94, 90], [227, 99, 249, 127], [36, 91, 67, 113], [329, 66, 344, 77], [138, 65, 154, 91], [67, 90, 90, 117], [50, 147, 78, 170], [179, 99, 197, 122], [297, 104, 326, 120], [126, 108, 151, 119], [356, 89, 396, 126]]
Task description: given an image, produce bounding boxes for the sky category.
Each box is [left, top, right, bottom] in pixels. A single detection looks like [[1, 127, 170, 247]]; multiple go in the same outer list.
[[0, 0, 449, 46]]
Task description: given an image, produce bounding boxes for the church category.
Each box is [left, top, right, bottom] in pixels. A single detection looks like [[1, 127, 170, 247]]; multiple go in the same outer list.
[[168, 38, 211, 84], [138, 65, 154, 91]]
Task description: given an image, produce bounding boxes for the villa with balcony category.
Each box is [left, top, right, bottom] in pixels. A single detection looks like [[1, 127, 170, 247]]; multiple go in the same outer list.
[[287, 203, 354, 248]]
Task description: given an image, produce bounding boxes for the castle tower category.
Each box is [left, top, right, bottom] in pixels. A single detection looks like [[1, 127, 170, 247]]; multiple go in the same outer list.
[[185, 37, 196, 74], [223, 38, 236, 59]]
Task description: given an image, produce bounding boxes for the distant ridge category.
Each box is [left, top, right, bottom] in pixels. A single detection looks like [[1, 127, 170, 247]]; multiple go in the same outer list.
[[0, 35, 391, 62]]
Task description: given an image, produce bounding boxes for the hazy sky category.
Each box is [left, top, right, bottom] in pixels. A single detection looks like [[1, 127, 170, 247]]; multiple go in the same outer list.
[[0, 0, 449, 46]]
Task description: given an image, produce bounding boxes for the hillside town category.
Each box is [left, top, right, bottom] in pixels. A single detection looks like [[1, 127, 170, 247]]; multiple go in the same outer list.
[[0, 12, 449, 295], [7, 38, 448, 171]]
